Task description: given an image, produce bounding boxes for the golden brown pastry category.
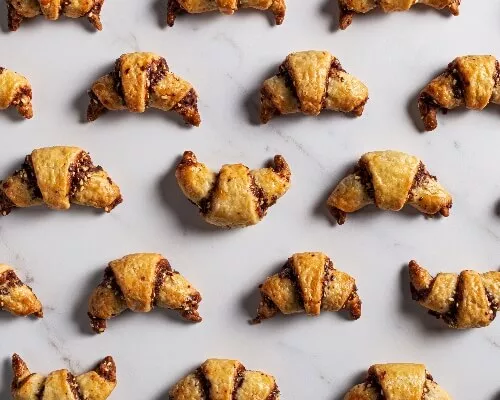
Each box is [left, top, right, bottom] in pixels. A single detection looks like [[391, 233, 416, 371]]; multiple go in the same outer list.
[[0, 264, 42, 317], [6, 0, 104, 31], [409, 260, 500, 329], [260, 51, 368, 123], [252, 252, 361, 323], [0, 146, 122, 216], [326, 150, 452, 225], [0, 67, 33, 119], [170, 358, 280, 400], [167, 0, 286, 26], [87, 52, 200, 126], [176, 151, 291, 228], [11, 354, 116, 400], [419, 55, 500, 131], [88, 253, 202, 333], [338, 0, 459, 30], [344, 363, 451, 400]]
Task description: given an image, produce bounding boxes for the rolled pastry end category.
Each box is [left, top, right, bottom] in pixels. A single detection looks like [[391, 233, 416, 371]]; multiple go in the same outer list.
[[88, 313, 107, 334], [259, 88, 279, 124], [7, 4, 24, 32], [87, 91, 108, 122], [173, 88, 201, 127], [408, 260, 433, 294], [87, 0, 104, 30], [418, 93, 439, 131], [344, 291, 362, 320], [339, 8, 354, 30], [11, 354, 30, 388], [251, 295, 279, 324], [327, 205, 347, 225], [270, 0, 286, 25]]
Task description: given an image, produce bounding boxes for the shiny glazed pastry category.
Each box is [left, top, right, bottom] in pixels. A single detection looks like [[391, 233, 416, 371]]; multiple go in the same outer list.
[[0, 264, 42, 317], [253, 252, 361, 323], [11, 354, 116, 400], [0, 67, 33, 119], [409, 260, 500, 329], [88, 253, 202, 333], [327, 150, 452, 225], [0, 146, 122, 216], [419, 55, 500, 131], [338, 0, 459, 30], [170, 358, 279, 400], [6, 0, 105, 31], [260, 51, 368, 123], [176, 151, 291, 228], [167, 0, 286, 26], [344, 363, 451, 400], [87, 52, 200, 126]]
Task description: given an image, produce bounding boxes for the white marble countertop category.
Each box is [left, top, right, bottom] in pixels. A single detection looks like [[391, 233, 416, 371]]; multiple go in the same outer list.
[[1, 1, 500, 398]]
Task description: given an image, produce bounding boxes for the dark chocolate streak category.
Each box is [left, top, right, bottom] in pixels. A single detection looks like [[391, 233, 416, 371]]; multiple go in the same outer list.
[[0, 67, 4, 74], [198, 172, 220, 217], [447, 62, 465, 101], [278, 61, 298, 106], [250, 175, 266, 219], [113, 57, 126, 104], [196, 368, 211, 400], [356, 161, 375, 200], [278, 259, 304, 308]]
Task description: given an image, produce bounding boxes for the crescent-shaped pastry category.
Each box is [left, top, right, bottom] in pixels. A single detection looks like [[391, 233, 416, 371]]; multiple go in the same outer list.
[[166, 0, 286, 26], [0, 146, 122, 216], [6, 0, 104, 31], [419, 55, 500, 131], [87, 52, 201, 126], [344, 363, 451, 400], [252, 252, 361, 323], [0, 264, 42, 317], [338, 0, 459, 30], [170, 358, 280, 400], [176, 151, 291, 228], [260, 50, 369, 123], [326, 150, 452, 225], [0, 67, 33, 119], [11, 354, 116, 400], [88, 253, 202, 333], [409, 260, 500, 329]]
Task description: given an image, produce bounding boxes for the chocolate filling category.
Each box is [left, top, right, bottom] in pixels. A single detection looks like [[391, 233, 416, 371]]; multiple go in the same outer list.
[[68, 152, 96, 197], [448, 63, 465, 100], [195, 367, 211, 399], [87, 89, 107, 122], [0, 188, 15, 216], [113, 58, 126, 104], [0, 67, 4, 74], [365, 372, 384, 399], [266, 385, 280, 400], [356, 161, 375, 200], [198, 172, 220, 216], [278, 61, 299, 107], [441, 273, 463, 327], [172, 88, 200, 125], [166, 0, 183, 27], [153, 258, 172, 305], [278, 259, 304, 309], [486, 289, 498, 322], [0, 270, 23, 296], [250, 175, 267, 219], [67, 373, 84, 400], [231, 364, 246, 400], [10, 86, 32, 107], [7, 3, 24, 31]]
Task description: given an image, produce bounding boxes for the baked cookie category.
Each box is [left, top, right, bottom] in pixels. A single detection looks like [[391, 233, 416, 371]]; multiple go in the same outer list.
[[338, 0, 459, 30], [6, 0, 104, 31], [252, 252, 361, 323], [0, 67, 33, 119], [409, 260, 500, 329], [0, 146, 122, 216], [170, 359, 279, 400], [11, 354, 116, 400], [88, 253, 202, 333], [176, 151, 291, 228], [344, 363, 451, 400], [260, 50, 368, 123], [0, 264, 42, 317], [419, 55, 500, 131], [167, 0, 286, 26], [326, 150, 452, 225], [87, 52, 200, 126]]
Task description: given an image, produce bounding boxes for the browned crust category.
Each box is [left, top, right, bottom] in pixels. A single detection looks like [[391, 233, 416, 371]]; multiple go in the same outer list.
[[95, 356, 116, 382], [0, 269, 43, 317], [11, 353, 29, 390], [327, 205, 347, 225], [87, 0, 104, 30], [7, 4, 24, 31], [167, 0, 182, 26], [86, 90, 107, 122], [172, 88, 201, 126]]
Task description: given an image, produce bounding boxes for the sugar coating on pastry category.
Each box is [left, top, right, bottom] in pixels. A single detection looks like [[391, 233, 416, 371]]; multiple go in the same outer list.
[[169, 358, 280, 400], [409, 260, 500, 329], [0, 67, 33, 119], [326, 150, 452, 225], [167, 0, 286, 26], [6, 0, 105, 31], [253, 252, 361, 323], [87, 52, 201, 126], [344, 363, 451, 400], [260, 50, 368, 123], [176, 151, 291, 228], [88, 253, 202, 333], [0, 146, 122, 216], [11, 354, 116, 400], [419, 55, 500, 131], [0, 264, 42, 318], [338, 0, 460, 29]]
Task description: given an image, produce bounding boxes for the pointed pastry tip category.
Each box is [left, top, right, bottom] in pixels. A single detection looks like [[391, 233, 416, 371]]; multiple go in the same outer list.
[[95, 356, 116, 382], [11, 354, 30, 384]]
